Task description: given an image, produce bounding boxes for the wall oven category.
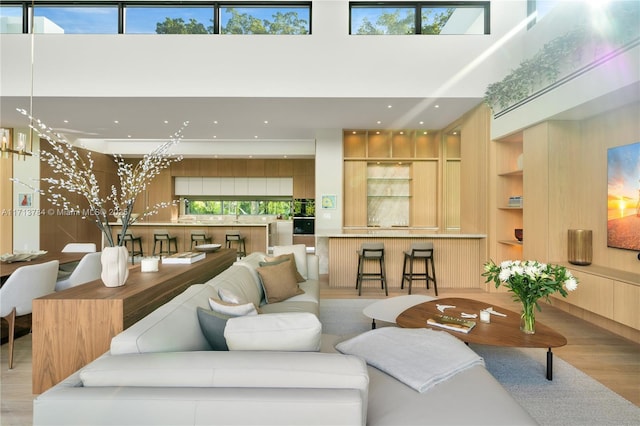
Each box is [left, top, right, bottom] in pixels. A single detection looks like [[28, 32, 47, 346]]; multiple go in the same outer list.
[[293, 217, 315, 235]]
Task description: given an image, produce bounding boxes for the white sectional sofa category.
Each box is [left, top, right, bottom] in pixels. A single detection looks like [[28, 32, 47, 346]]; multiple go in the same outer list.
[[33, 245, 536, 426]]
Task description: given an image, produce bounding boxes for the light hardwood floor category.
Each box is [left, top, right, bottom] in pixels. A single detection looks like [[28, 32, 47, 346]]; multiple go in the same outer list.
[[1, 280, 638, 425]]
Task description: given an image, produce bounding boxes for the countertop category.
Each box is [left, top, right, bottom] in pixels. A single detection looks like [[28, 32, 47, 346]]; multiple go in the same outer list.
[[318, 228, 486, 238], [110, 221, 275, 227]]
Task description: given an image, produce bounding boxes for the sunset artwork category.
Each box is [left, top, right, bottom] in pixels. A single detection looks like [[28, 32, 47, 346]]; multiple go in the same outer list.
[[607, 142, 640, 251]]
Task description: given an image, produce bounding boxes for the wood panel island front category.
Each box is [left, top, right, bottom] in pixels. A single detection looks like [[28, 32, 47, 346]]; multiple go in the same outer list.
[[321, 230, 487, 291]]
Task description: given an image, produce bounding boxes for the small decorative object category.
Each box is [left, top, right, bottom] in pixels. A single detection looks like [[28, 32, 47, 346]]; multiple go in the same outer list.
[[193, 243, 222, 253], [140, 257, 160, 272], [483, 260, 578, 334], [0, 250, 47, 263], [514, 228, 523, 242], [100, 246, 129, 287], [479, 310, 491, 323], [568, 229, 592, 265], [12, 110, 187, 286]]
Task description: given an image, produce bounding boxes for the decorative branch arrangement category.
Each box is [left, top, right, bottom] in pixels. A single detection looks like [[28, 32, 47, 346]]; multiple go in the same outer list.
[[12, 108, 187, 247]]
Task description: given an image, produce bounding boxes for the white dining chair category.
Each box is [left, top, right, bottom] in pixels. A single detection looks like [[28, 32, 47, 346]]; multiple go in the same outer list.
[[55, 252, 102, 291], [61, 243, 97, 253], [59, 242, 97, 275], [0, 260, 59, 369]]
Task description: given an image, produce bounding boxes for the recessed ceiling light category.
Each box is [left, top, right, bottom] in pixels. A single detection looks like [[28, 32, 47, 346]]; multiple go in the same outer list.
[[377, 120, 382, 124], [213, 135, 217, 138], [213, 120, 218, 124], [387, 105, 392, 109], [283, 155, 288, 158], [419, 121, 424, 125], [352, 131, 357, 134], [263, 120, 269, 124], [434, 105, 440, 108], [114, 120, 119, 124], [127, 135, 131, 138], [163, 120, 169, 124], [423, 131, 428, 135], [376, 131, 380, 135], [63, 120, 69, 123], [254, 135, 258, 139], [399, 131, 404, 135]]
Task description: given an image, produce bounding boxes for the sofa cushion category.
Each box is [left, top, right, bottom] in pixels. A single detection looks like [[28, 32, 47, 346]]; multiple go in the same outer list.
[[256, 260, 304, 303], [196, 307, 230, 351], [208, 266, 264, 307], [224, 312, 322, 351], [272, 244, 308, 279], [263, 253, 305, 283], [208, 298, 258, 316], [218, 287, 242, 304]]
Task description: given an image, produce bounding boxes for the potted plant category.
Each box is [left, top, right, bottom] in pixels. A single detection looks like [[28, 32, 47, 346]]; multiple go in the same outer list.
[[482, 259, 578, 334]]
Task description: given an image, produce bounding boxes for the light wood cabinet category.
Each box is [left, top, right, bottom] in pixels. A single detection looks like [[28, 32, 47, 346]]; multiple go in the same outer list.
[[343, 161, 367, 227]]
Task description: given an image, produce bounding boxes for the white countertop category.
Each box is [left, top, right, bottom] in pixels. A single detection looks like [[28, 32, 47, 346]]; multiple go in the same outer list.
[[317, 228, 486, 238], [111, 221, 274, 227]]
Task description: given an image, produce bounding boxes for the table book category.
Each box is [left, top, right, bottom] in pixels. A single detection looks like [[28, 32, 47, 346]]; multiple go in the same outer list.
[[161, 252, 205, 264], [427, 315, 476, 334]]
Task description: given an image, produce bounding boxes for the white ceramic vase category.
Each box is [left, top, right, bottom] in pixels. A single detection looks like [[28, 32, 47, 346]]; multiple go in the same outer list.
[[101, 246, 129, 287]]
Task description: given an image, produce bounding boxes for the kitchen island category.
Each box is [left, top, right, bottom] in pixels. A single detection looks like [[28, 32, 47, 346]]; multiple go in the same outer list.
[[109, 221, 277, 256], [318, 229, 487, 291]]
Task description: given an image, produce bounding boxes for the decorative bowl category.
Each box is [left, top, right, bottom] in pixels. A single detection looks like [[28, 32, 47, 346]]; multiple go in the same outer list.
[[194, 243, 222, 253], [514, 229, 523, 242], [0, 250, 48, 263]]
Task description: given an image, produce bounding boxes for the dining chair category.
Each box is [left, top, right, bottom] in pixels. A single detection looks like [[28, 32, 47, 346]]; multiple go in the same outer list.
[[61, 243, 97, 253], [0, 260, 59, 369], [55, 252, 102, 291], [59, 242, 98, 276]]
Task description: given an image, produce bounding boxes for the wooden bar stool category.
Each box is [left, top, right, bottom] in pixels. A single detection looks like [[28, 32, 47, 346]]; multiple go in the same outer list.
[[119, 233, 144, 264], [190, 230, 212, 250], [153, 229, 178, 257], [401, 242, 438, 296], [355, 242, 388, 296], [225, 230, 246, 258]]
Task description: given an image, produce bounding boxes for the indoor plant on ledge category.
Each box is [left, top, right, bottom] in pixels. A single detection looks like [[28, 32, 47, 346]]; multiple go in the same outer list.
[[12, 108, 187, 287], [482, 260, 578, 334]]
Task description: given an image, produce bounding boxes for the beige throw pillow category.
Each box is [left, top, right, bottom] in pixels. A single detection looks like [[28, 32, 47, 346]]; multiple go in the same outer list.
[[264, 253, 305, 283], [256, 260, 304, 304]]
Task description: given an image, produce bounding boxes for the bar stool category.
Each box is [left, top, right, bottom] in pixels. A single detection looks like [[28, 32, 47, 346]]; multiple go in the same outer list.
[[401, 242, 438, 296], [190, 230, 212, 250], [225, 230, 246, 258], [119, 233, 144, 264], [153, 229, 178, 257], [355, 242, 388, 296]]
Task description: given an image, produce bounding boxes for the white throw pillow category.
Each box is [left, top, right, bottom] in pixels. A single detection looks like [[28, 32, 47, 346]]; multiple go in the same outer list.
[[218, 287, 242, 304], [208, 298, 258, 317], [272, 244, 308, 280], [224, 312, 321, 351]]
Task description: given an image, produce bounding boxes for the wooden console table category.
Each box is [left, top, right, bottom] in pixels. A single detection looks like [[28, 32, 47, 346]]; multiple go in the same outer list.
[[32, 248, 236, 394]]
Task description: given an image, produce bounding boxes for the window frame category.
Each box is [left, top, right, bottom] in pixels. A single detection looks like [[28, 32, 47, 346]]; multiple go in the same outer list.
[[0, 1, 312, 35], [349, 1, 490, 35]]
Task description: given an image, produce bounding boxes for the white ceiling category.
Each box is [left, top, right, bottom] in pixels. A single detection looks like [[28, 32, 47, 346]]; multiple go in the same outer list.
[[1, 95, 482, 146]]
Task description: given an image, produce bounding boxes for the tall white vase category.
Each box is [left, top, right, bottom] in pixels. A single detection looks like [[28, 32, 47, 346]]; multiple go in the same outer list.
[[101, 246, 129, 287]]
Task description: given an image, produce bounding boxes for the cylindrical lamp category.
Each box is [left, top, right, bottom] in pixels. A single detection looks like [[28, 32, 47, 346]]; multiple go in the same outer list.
[[568, 229, 592, 266]]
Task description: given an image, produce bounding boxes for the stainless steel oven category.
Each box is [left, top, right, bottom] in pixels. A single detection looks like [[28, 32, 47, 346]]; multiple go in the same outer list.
[[293, 217, 315, 235]]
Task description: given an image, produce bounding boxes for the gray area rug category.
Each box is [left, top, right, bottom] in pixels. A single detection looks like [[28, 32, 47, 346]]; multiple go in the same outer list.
[[320, 298, 640, 426]]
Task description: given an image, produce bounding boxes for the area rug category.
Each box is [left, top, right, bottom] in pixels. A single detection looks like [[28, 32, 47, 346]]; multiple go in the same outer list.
[[319, 298, 640, 426]]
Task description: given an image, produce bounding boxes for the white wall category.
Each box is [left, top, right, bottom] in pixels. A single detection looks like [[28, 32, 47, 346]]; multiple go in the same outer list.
[[12, 131, 40, 250], [314, 128, 343, 274], [0, 1, 525, 100]]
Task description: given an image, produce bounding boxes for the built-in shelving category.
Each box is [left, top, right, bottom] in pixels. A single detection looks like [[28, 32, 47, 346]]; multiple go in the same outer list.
[[494, 132, 524, 261]]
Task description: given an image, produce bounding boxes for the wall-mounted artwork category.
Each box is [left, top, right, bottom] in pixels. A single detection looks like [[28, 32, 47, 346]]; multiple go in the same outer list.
[[607, 142, 640, 251], [18, 193, 32, 208]]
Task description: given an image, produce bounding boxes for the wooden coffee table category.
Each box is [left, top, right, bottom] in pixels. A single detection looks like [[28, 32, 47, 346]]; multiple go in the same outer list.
[[396, 297, 567, 380]]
